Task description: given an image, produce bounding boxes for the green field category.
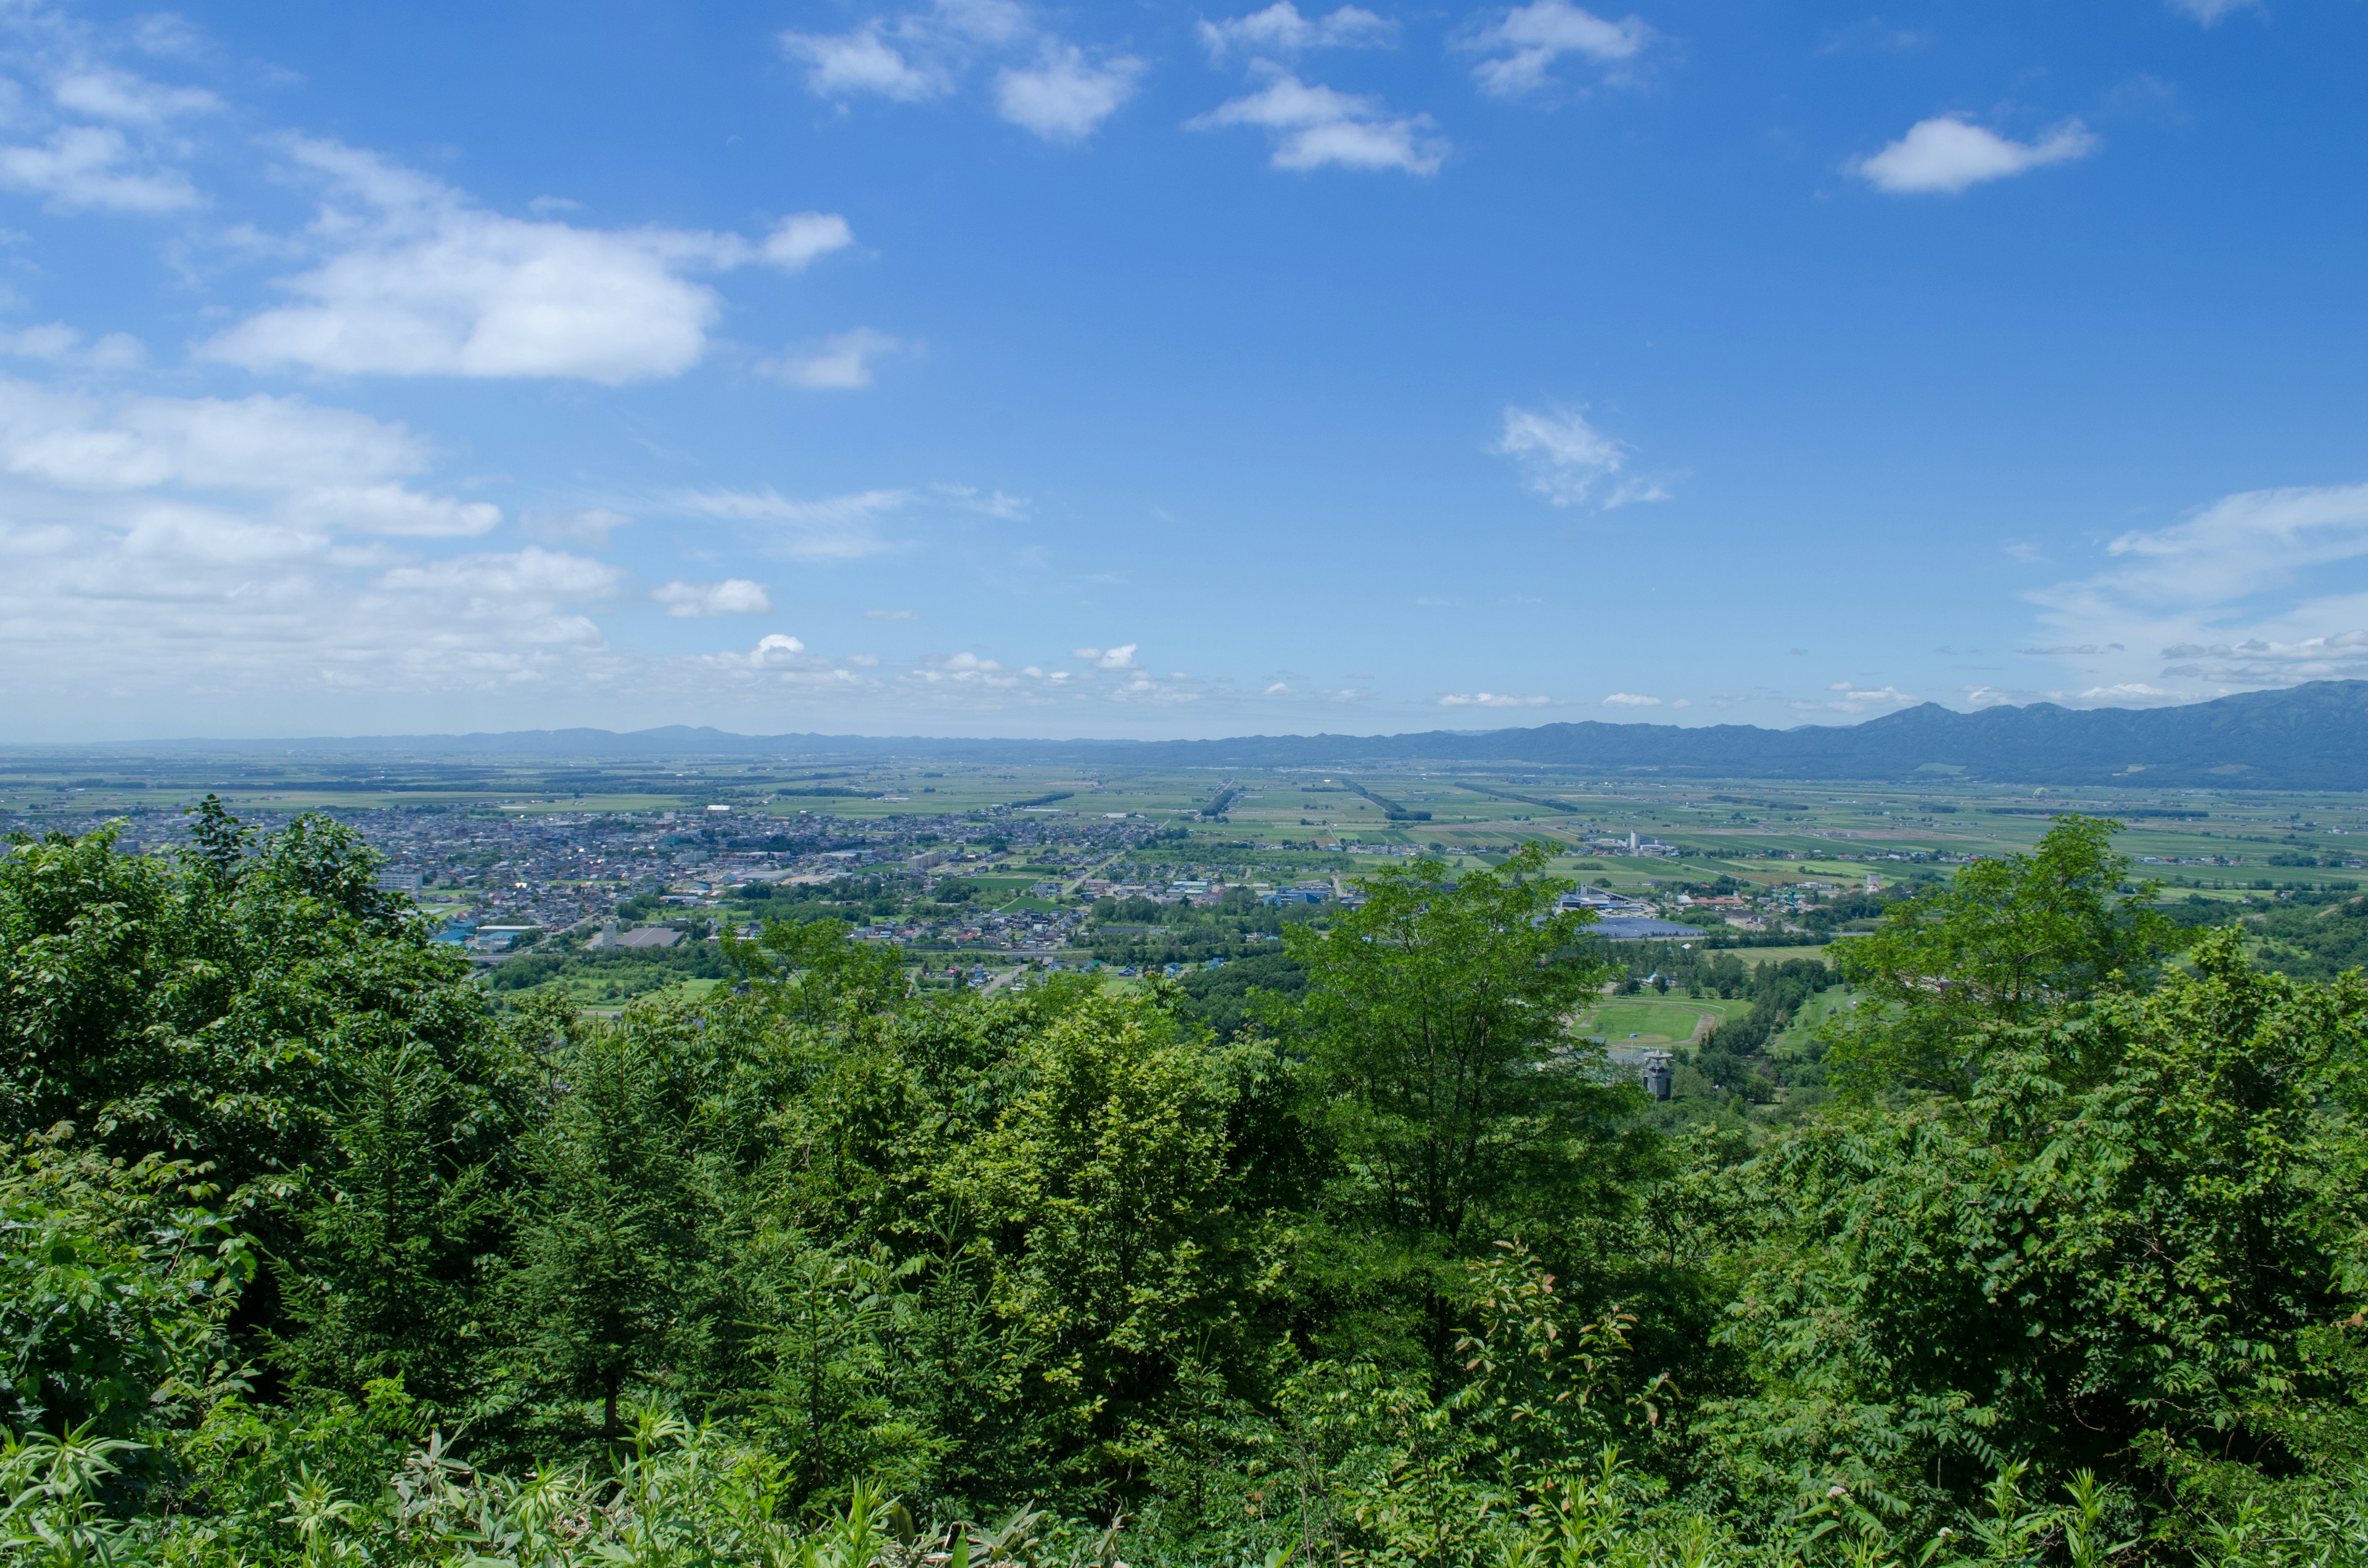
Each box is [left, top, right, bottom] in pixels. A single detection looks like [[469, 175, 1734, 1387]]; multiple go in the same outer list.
[[1579, 996, 1737, 1045]]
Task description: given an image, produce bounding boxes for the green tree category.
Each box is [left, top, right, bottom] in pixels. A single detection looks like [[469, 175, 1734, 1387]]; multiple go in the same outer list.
[[1831, 814, 2184, 1096], [274, 1040, 512, 1410], [1281, 844, 1640, 1369], [723, 916, 910, 1022], [504, 1016, 702, 1442]]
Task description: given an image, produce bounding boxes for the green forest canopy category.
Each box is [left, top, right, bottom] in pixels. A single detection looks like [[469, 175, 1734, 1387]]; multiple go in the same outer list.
[[4, 802, 2367, 1566]]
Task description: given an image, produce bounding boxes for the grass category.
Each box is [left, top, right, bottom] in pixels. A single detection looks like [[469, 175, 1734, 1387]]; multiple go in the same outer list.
[[1729, 943, 1833, 966], [1579, 996, 1737, 1045]]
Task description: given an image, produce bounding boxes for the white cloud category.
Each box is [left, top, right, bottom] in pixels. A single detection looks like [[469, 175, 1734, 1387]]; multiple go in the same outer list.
[[1851, 116, 2099, 195], [282, 484, 500, 538], [1264, 680, 1291, 694], [1495, 404, 1667, 508], [933, 482, 1029, 519], [0, 322, 144, 370], [51, 67, 219, 124], [0, 125, 200, 213], [2099, 484, 2368, 602], [1601, 692, 1660, 707], [673, 485, 906, 560], [1440, 691, 1552, 707], [783, 3, 1135, 142], [707, 632, 813, 671], [866, 607, 921, 620], [653, 578, 771, 617], [995, 44, 1144, 141], [0, 379, 495, 539], [762, 212, 857, 271], [201, 139, 853, 383], [781, 25, 950, 101], [2166, 0, 2258, 22], [1189, 73, 1445, 174], [2025, 483, 2368, 692], [1798, 683, 1918, 713], [129, 14, 210, 59], [525, 507, 632, 546], [763, 327, 905, 389], [1460, 1, 1650, 99], [1198, 4, 1394, 60]]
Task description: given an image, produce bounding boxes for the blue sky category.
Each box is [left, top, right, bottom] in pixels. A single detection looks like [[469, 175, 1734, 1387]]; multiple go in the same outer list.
[[1, 0, 2362, 740]]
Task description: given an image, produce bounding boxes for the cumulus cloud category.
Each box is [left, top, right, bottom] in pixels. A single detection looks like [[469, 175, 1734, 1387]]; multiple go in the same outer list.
[[0, 376, 500, 538], [1460, 1, 1650, 98], [200, 139, 855, 383], [763, 327, 905, 389], [1601, 692, 1661, 707], [653, 578, 771, 617], [0, 497, 627, 715], [761, 211, 858, 270], [783, 2, 1138, 143], [781, 25, 950, 101], [1198, 4, 1394, 59], [995, 44, 1145, 141], [1070, 642, 1140, 669], [706, 632, 814, 671], [1440, 691, 1552, 707], [866, 607, 921, 620], [674, 485, 907, 560], [1188, 73, 1445, 174], [1494, 404, 1667, 508], [1851, 116, 2099, 194]]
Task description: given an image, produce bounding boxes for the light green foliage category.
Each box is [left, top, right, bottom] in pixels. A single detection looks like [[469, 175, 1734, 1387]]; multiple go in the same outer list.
[[1830, 815, 2185, 1095], [950, 991, 1271, 1476], [725, 915, 911, 1021], [0, 1141, 250, 1439], [1286, 843, 1642, 1265]]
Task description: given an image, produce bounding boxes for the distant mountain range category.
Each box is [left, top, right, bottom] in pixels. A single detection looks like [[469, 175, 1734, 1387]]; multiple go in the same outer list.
[[101, 679, 2368, 790]]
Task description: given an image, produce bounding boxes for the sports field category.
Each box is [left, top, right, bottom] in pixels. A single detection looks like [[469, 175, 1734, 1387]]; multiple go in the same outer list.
[[1577, 995, 1737, 1045]]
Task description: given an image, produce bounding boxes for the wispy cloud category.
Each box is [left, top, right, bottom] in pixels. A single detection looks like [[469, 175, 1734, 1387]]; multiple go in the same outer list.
[[762, 327, 906, 389], [1198, 4, 1394, 60], [673, 486, 908, 560], [1441, 691, 1552, 707], [1189, 72, 1444, 174], [1494, 404, 1669, 508], [2164, 0, 2259, 23]]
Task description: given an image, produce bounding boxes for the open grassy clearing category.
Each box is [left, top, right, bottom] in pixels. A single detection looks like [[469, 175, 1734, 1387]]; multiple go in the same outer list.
[[1578, 996, 1738, 1045]]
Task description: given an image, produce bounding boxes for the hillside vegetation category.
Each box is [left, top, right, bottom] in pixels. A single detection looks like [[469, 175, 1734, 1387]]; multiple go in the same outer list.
[[5, 803, 2366, 1566]]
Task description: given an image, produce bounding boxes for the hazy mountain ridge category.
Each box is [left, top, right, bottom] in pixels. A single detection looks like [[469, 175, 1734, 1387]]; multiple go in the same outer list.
[[82, 680, 2368, 789]]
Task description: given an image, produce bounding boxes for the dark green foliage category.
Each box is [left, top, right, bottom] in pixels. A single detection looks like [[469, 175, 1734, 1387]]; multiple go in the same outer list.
[[1169, 950, 1305, 1041], [7, 810, 2368, 1565]]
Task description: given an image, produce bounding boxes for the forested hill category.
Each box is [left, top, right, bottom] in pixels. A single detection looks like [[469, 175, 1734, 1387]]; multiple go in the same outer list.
[[115, 679, 2368, 787]]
